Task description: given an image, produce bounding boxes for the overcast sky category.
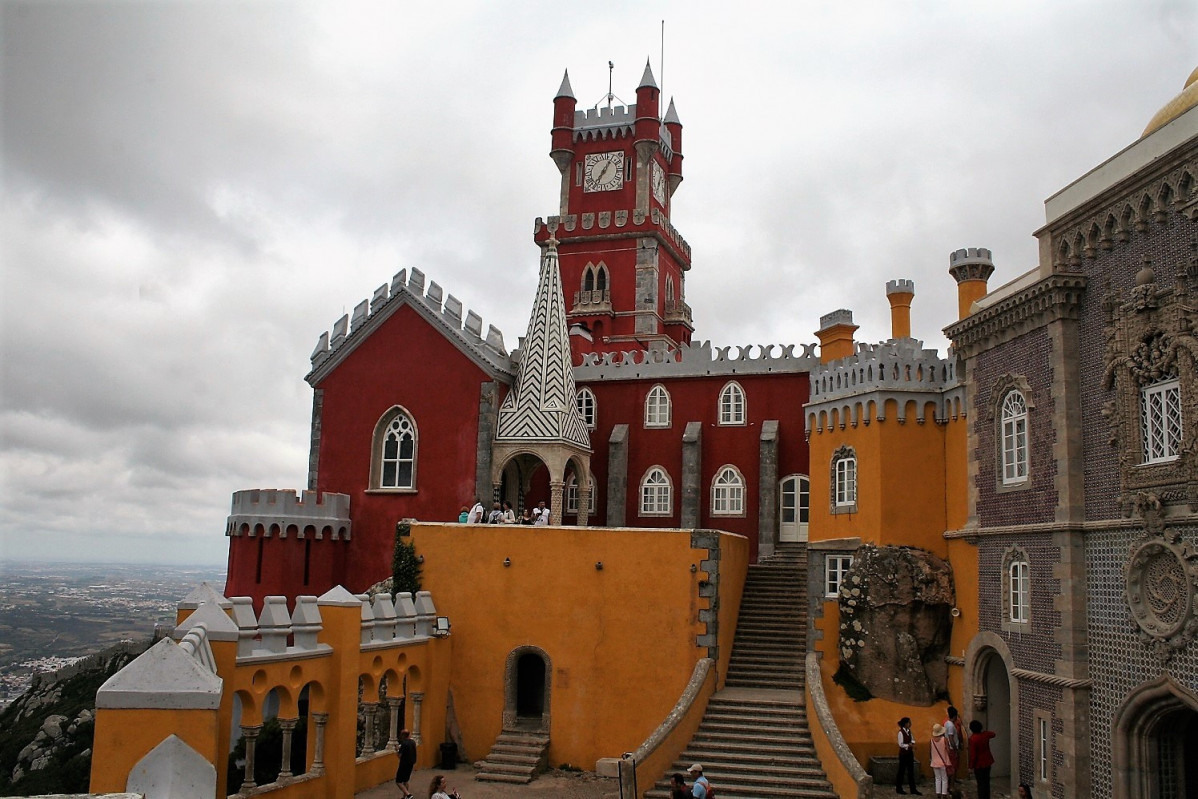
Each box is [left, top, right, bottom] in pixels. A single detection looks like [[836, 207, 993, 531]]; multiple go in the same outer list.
[[2, 2, 1194, 567]]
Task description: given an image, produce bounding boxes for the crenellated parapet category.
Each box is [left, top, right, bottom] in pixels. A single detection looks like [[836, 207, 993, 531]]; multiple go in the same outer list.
[[805, 337, 965, 432], [534, 208, 691, 262], [306, 267, 513, 385], [572, 105, 675, 157], [574, 339, 820, 382], [225, 488, 352, 540]]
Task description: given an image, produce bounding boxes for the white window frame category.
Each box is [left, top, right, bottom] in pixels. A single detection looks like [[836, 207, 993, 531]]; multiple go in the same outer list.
[[718, 381, 746, 426], [645, 385, 671, 428], [640, 467, 672, 516], [373, 406, 418, 491], [1141, 378, 1182, 464], [834, 454, 857, 509], [1000, 390, 1029, 485], [566, 474, 597, 514], [825, 555, 853, 598], [1034, 711, 1052, 786], [1009, 558, 1030, 624], [576, 387, 597, 430], [710, 465, 746, 516]]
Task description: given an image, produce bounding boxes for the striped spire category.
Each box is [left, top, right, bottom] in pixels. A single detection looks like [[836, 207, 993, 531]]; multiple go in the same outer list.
[[495, 238, 591, 449]]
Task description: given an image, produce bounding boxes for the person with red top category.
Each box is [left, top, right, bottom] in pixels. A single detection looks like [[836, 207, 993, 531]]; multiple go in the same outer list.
[[968, 720, 997, 799]]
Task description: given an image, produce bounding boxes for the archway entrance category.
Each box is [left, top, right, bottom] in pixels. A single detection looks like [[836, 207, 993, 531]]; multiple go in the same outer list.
[[503, 646, 551, 732], [516, 653, 546, 718], [1114, 676, 1198, 799], [981, 650, 1012, 779]]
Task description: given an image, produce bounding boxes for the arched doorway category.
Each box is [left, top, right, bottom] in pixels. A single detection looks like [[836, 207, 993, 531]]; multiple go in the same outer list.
[[981, 650, 1012, 780], [503, 646, 551, 732], [1113, 675, 1198, 799]]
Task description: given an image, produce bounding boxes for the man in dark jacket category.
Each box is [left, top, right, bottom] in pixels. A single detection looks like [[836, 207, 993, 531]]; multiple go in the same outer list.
[[395, 729, 417, 799]]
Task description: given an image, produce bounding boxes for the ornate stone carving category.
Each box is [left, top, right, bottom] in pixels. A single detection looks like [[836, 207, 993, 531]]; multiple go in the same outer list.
[[1124, 526, 1198, 661], [1101, 263, 1198, 511]]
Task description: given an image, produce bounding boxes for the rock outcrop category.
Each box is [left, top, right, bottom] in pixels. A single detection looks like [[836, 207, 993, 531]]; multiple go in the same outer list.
[[837, 545, 954, 705]]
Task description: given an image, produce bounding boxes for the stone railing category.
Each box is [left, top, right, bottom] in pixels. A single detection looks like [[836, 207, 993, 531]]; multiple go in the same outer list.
[[225, 489, 352, 541], [574, 339, 820, 381]]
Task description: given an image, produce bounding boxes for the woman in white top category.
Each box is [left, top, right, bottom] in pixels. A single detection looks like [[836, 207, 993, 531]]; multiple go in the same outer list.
[[428, 774, 458, 799]]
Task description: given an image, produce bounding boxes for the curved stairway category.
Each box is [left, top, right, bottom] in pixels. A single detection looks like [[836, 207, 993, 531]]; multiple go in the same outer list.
[[645, 544, 836, 798]]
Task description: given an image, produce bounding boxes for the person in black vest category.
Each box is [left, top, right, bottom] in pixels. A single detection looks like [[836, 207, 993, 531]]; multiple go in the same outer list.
[[395, 729, 417, 799], [896, 717, 921, 794]]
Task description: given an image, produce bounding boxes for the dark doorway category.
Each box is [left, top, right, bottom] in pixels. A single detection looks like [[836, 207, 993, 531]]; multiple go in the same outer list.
[[516, 653, 546, 717], [1158, 706, 1198, 799]]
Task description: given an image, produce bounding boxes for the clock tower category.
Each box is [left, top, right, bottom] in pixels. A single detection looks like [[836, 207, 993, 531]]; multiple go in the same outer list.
[[535, 62, 693, 360]]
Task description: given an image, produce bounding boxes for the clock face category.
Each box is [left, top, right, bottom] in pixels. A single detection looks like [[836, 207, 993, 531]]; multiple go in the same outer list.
[[651, 161, 667, 206], [583, 151, 625, 192]]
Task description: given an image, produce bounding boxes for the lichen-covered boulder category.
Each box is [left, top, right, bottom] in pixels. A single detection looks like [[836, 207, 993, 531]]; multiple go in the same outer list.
[[838, 545, 955, 705]]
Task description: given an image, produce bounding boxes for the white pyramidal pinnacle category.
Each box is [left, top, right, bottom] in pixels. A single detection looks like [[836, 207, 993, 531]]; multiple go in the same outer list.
[[665, 98, 681, 125], [557, 69, 575, 100], [495, 238, 590, 449], [639, 58, 658, 90]]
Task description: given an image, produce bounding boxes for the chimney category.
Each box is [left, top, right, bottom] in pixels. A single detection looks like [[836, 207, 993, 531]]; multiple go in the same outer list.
[[885, 279, 915, 339], [816, 309, 858, 364], [948, 248, 996, 320]]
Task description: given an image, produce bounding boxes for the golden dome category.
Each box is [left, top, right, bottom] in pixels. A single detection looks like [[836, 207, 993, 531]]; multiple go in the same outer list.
[[1142, 65, 1198, 137]]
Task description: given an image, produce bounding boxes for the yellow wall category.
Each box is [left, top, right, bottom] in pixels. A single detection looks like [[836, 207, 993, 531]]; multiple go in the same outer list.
[[90, 708, 221, 793], [410, 523, 748, 771]]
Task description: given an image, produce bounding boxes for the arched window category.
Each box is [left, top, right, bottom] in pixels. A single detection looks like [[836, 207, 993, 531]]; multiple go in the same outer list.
[[640, 467, 672, 516], [582, 266, 595, 293], [373, 407, 417, 490], [665, 275, 675, 307], [831, 446, 856, 512], [596, 265, 608, 292], [711, 465, 745, 516], [566, 473, 597, 514], [1002, 547, 1031, 631], [575, 387, 597, 430], [719, 381, 746, 425], [645, 385, 671, 428], [1000, 390, 1029, 484]]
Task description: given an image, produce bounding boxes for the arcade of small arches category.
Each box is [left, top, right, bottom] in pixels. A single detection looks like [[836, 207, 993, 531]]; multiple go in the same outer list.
[[806, 395, 963, 433], [227, 655, 426, 792]]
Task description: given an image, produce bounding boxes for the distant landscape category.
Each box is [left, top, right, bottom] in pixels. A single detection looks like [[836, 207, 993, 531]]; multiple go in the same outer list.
[[0, 562, 226, 706]]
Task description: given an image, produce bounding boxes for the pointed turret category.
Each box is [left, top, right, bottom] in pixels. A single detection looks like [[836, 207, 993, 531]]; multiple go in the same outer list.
[[551, 70, 577, 180], [638, 59, 658, 90], [664, 97, 684, 192], [495, 239, 591, 451]]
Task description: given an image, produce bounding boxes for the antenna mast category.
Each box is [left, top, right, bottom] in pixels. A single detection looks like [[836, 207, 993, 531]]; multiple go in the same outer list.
[[606, 61, 614, 110], [660, 20, 665, 100]]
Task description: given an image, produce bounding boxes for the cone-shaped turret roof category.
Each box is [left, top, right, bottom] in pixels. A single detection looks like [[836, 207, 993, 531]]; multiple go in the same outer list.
[[495, 239, 591, 449], [556, 70, 575, 100], [664, 97, 681, 125], [639, 59, 658, 90]]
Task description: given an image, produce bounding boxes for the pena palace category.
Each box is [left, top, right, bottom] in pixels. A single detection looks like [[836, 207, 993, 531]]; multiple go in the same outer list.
[[89, 64, 1198, 799]]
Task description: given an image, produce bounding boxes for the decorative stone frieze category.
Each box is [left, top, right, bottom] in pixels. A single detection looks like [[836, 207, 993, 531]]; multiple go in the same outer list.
[[944, 274, 1088, 359]]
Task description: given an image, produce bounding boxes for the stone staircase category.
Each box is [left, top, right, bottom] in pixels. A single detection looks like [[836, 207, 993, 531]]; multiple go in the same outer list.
[[645, 543, 836, 798], [474, 726, 550, 784]]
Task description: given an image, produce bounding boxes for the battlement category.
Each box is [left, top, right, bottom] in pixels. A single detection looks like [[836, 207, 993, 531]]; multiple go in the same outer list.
[[534, 207, 691, 261], [818, 309, 855, 330], [307, 267, 512, 383], [225, 489, 352, 540], [574, 104, 635, 141], [949, 247, 996, 284], [886, 278, 915, 296], [574, 339, 820, 381]]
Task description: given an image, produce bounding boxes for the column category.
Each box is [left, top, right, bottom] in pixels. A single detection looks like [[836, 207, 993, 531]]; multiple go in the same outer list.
[[577, 482, 591, 527], [681, 422, 703, 528], [311, 712, 328, 776], [549, 481, 565, 525], [240, 725, 262, 791], [278, 718, 297, 779], [606, 425, 629, 526], [386, 696, 402, 751], [411, 692, 425, 745], [360, 702, 379, 755]]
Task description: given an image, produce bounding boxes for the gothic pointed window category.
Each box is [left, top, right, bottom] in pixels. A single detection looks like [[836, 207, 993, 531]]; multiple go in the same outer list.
[[640, 467, 672, 516], [711, 465, 746, 516], [596, 265, 608, 292], [1000, 390, 1029, 484], [665, 275, 675, 309], [372, 407, 418, 490], [1141, 377, 1182, 464], [719, 382, 746, 425], [575, 387, 597, 430], [582, 266, 595, 293], [645, 385, 671, 428]]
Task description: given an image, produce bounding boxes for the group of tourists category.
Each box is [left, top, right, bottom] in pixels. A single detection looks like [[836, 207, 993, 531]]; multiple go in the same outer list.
[[897, 706, 1031, 799], [669, 763, 714, 798], [459, 498, 550, 525]]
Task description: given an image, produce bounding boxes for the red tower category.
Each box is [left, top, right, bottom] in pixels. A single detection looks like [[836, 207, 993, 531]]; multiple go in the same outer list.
[[536, 63, 693, 360]]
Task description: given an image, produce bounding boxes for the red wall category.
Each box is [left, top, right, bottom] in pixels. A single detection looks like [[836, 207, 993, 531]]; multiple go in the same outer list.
[[572, 371, 810, 561]]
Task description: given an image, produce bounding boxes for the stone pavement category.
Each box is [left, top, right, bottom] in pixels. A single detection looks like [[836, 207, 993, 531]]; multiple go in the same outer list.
[[868, 774, 1015, 799], [355, 764, 620, 799]]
